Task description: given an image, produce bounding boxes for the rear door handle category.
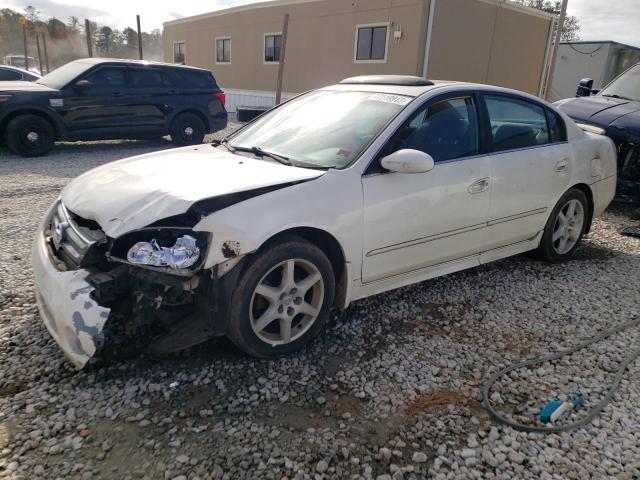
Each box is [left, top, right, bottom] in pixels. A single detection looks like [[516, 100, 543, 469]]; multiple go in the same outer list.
[[555, 159, 569, 173], [112, 92, 123, 97], [468, 177, 490, 194]]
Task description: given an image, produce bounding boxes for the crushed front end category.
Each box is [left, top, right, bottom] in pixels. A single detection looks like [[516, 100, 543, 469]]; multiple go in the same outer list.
[[33, 201, 229, 369]]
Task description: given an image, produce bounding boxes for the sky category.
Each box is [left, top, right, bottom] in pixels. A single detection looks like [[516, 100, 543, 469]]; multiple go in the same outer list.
[[2, 0, 639, 47]]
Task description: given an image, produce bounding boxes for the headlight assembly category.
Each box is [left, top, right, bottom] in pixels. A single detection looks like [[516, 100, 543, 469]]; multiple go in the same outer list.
[[127, 235, 200, 269], [109, 228, 209, 275]]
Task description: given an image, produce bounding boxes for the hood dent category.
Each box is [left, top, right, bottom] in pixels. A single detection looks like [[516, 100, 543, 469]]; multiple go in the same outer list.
[[61, 146, 324, 238]]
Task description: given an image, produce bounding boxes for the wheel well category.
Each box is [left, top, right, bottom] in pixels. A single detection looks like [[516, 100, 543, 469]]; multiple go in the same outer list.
[[173, 109, 210, 131], [570, 183, 595, 233], [0, 109, 60, 140], [262, 227, 348, 308]]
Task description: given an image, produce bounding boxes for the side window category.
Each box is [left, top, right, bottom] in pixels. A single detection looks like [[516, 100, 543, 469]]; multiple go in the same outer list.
[[0, 70, 22, 81], [383, 96, 479, 163], [264, 34, 282, 63], [216, 38, 231, 64], [484, 95, 550, 152], [174, 42, 185, 64], [82, 67, 126, 90], [546, 109, 566, 143], [356, 25, 388, 62], [174, 70, 215, 88], [129, 69, 168, 89]]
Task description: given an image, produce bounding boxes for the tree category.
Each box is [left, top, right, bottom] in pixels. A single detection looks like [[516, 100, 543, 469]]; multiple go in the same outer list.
[[513, 0, 580, 40], [67, 16, 80, 34], [97, 26, 113, 55]]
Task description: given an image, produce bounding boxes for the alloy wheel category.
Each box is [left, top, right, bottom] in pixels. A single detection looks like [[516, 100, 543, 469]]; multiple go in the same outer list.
[[552, 198, 585, 255], [250, 258, 324, 346]]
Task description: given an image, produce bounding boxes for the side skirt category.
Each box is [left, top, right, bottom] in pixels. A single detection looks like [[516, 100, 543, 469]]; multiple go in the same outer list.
[[350, 233, 542, 302]]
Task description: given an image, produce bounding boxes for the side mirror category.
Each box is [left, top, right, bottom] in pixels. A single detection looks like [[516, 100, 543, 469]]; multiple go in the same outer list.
[[576, 78, 594, 97], [380, 149, 435, 174], [73, 80, 92, 92]]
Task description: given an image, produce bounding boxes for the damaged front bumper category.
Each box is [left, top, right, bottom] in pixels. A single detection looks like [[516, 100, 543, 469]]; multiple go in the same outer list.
[[32, 223, 110, 369]]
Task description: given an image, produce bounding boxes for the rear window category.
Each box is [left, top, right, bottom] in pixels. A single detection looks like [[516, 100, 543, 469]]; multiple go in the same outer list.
[[173, 69, 217, 89]]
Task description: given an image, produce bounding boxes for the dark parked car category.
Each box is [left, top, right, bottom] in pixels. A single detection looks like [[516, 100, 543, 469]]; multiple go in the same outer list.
[[555, 63, 640, 203], [0, 65, 41, 82], [0, 58, 227, 157]]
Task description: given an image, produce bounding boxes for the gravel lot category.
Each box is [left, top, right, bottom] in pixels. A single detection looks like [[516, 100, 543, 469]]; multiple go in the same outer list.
[[1, 120, 639, 479]]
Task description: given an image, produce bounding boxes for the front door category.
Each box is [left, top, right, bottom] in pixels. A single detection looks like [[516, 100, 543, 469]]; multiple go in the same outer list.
[[361, 94, 491, 283], [61, 65, 132, 135], [481, 94, 572, 250]]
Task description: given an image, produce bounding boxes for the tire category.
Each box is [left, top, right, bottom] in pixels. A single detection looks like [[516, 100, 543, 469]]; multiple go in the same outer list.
[[227, 236, 335, 358], [5, 114, 55, 157], [536, 188, 589, 262], [169, 112, 206, 146]]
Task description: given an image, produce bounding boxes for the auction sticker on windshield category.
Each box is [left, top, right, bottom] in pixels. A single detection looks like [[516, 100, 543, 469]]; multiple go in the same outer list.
[[368, 93, 412, 105]]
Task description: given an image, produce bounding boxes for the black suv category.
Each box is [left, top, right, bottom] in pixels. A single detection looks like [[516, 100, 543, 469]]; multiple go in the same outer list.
[[0, 58, 228, 156]]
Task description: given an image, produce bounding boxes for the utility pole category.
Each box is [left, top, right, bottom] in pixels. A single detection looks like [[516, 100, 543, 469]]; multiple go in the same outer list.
[[84, 19, 93, 57], [544, 0, 568, 100], [136, 15, 143, 59], [20, 17, 29, 70], [41, 33, 50, 73], [35, 32, 44, 74], [275, 13, 289, 105]]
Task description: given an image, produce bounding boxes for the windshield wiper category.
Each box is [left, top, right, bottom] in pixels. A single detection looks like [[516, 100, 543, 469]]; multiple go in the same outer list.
[[601, 93, 632, 100]]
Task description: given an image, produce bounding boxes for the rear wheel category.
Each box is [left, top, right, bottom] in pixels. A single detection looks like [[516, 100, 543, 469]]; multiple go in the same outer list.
[[227, 237, 335, 358], [169, 113, 206, 146], [5, 114, 55, 157], [536, 188, 589, 262]]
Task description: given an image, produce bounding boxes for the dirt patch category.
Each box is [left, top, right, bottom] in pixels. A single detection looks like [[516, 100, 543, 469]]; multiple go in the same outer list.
[[406, 390, 469, 416], [0, 379, 28, 397]]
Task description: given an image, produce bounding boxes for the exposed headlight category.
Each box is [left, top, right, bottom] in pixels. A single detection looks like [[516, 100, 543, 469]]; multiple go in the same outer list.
[[127, 235, 200, 269]]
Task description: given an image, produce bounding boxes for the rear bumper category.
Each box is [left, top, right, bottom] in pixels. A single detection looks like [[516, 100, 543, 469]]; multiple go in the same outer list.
[[32, 207, 110, 369]]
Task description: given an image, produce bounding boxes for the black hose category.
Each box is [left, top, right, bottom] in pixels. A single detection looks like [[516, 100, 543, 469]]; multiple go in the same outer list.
[[482, 317, 640, 433]]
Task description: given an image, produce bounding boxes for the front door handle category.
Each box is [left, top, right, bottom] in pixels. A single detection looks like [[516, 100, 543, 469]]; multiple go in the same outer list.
[[555, 159, 569, 173], [468, 177, 490, 194], [112, 92, 123, 97]]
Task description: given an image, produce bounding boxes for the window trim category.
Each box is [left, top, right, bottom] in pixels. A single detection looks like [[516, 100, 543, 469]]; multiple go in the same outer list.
[[263, 32, 283, 65], [354, 22, 390, 64], [479, 92, 568, 155], [215, 36, 231, 65], [173, 40, 186, 64]]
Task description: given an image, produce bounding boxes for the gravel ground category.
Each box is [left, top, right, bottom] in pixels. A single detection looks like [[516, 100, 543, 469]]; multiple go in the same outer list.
[[1, 120, 639, 479]]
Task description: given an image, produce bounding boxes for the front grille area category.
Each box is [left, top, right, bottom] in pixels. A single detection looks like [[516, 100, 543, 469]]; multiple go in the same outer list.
[[617, 142, 640, 182], [46, 202, 107, 270]]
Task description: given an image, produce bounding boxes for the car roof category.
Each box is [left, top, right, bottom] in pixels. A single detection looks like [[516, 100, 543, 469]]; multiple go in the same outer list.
[[322, 75, 553, 106], [71, 57, 211, 72]]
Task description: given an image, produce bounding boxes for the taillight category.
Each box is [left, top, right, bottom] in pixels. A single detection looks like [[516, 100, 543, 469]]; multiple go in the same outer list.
[[214, 92, 226, 106]]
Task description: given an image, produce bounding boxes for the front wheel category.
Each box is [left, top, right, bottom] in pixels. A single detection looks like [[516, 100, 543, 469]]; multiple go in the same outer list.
[[536, 188, 589, 262], [227, 237, 335, 358], [169, 113, 206, 146]]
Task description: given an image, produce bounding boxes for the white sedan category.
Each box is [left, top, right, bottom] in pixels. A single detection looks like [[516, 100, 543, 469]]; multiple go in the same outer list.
[[33, 76, 616, 368]]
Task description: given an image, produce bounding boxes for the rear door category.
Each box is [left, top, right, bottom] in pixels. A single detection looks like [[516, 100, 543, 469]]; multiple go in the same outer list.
[[482, 93, 572, 250], [126, 66, 182, 131], [61, 65, 133, 134]]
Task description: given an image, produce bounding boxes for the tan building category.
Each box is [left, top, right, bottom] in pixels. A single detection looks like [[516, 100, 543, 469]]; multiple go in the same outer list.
[[163, 0, 555, 111]]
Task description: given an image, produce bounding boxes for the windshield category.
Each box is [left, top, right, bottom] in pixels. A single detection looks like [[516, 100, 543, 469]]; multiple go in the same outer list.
[[600, 64, 640, 101], [37, 60, 94, 89], [228, 90, 411, 168]]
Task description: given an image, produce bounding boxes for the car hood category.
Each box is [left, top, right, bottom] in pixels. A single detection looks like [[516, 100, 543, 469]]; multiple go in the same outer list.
[[557, 96, 640, 126], [61, 145, 325, 238], [0, 81, 57, 93]]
